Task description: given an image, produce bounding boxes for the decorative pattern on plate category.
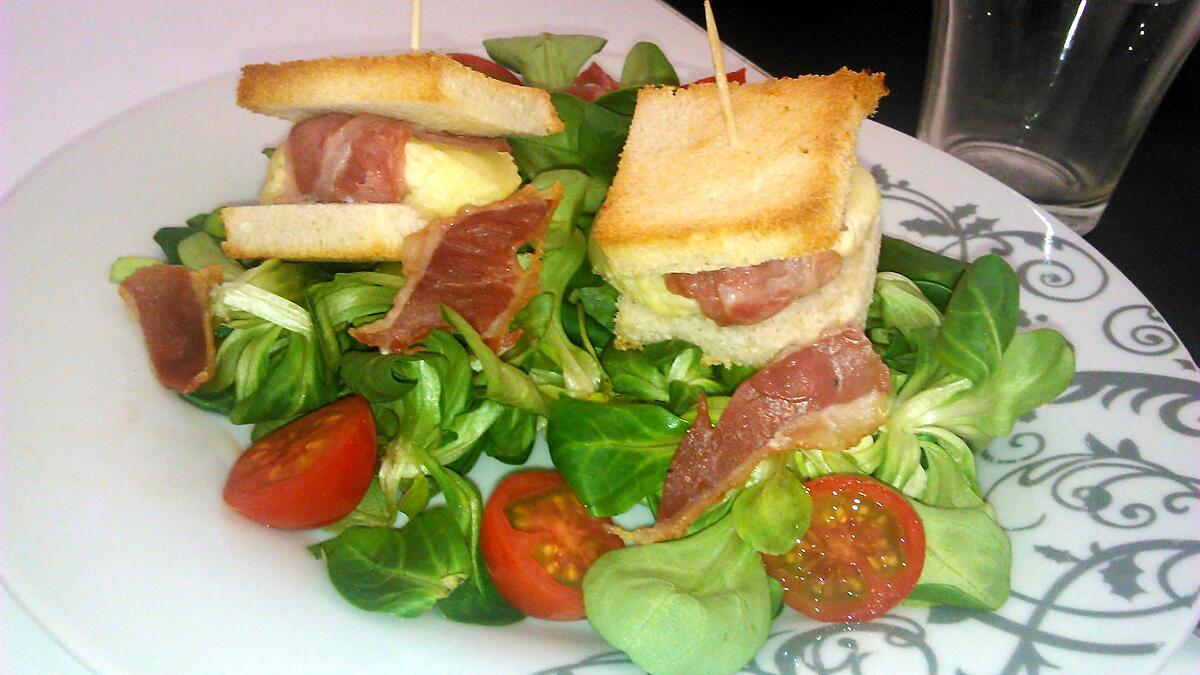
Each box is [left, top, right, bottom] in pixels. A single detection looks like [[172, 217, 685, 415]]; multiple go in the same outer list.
[[541, 166, 1200, 675]]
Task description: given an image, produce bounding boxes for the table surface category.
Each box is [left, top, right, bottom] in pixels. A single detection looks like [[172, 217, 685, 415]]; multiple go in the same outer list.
[[2, 1, 1196, 672]]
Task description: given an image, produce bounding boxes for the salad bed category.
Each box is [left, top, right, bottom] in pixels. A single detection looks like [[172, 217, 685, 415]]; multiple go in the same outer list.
[[112, 34, 1074, 674]]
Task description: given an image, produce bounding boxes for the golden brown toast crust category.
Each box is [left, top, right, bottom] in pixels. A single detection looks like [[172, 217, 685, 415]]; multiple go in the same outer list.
[[236, 52, 563, 137], [592, 69, 886, 276]]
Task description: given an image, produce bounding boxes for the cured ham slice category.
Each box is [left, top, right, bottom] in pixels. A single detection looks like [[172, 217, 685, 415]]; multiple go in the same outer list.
[[565, 63, 621, 102], [618, 328, 890, 544], [687, 68, 748, 86], [412, 130, 511, 153], [280, 113, 412, 204], [274, 114, 510, 204], [350, 186, 560, 353], [119, 265, 222, 394], [663, 250, 843, 326]]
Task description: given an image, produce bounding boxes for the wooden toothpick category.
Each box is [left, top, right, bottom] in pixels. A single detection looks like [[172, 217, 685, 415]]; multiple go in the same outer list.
[[703, 0, 740, 148], [410, 0, 422, 51]]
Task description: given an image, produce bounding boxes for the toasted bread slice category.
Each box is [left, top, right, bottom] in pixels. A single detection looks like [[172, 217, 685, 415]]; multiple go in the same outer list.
[[614, 216, 883, 367], [237, 52, 563, 137], [592, 69, 886, 277], [221, 204, 430, 262]]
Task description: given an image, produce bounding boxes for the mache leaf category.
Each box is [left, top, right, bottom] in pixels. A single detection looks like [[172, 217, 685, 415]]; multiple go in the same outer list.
[[310, 509, 470, 618], [547, 398, 688, 516], [583, 516, 773, 675], [483, 34, 607, 90], [620, 41, 679, 87], [933, 255, 1019, 384]]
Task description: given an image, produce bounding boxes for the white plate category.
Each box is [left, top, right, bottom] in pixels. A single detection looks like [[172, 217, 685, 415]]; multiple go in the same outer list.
[[2, 70, 1198, 675]]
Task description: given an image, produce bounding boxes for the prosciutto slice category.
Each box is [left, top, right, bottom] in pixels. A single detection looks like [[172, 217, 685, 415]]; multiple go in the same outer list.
[[278, 113, 412, 203], [664, 250, 843, 326], [618, 328, 891, 544], [564, 62, 621, 102], [274, 114, 510, 204], [119, 265, 222, 394], [350, 186, 559, 353], [411, 130, 512, 153]]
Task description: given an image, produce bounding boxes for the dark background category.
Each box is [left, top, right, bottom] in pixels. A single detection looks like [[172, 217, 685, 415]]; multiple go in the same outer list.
[[664, 0, 1199, 362]]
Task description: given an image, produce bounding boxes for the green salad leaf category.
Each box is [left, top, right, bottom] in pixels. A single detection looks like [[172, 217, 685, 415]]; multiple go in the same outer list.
[[310, 509, 470, 618], [932, 255, 1019, 385], [877, 236, 967, 311], [412, 447, 524, 625], [483, 34, 606, 89], [307, 270, 405, 373], [177, 231, 244, 280], [583, 515, 773, 675], [476, 404, 538, 465], [153, 226, 199, 265], [443, 306, 547, 415], [907, 501, 1011, 609], [108, 257, 162, 283], [508, 228, 604, 397], [603, 339, 724, 413], [732, 458, 813, 555], [326, 478, 398, 532], [188, 316, 336, 425], [620, 41, 679, 87], [854, 256, 1075, 507], [532, 168, 590, 249], [508, 92, 632, 183], [547, 397, 688, 516]]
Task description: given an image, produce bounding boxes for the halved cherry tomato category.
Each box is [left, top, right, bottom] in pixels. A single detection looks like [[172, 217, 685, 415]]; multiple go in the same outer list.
[[223, 396, 376, 529], [762, 474, 925, 623], [688, 68, 748, 86], [481, 470, 624, 620], [447, 53, 522, 85]]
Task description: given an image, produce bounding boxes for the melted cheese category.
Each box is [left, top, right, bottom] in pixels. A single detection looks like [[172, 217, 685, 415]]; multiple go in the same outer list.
[[602, 165, 881, 317], [403, 140, 521, 218], [258, 139, 520, 218], [258, 146, 291, 204]]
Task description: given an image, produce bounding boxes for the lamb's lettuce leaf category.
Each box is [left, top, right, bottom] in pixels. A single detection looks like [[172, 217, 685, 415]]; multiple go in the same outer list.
[[483, 34, 606, 89], [906, 501, 1011, 610], [547, 397, 687, 516], [310, 509, 470, 618], [620, 41, 679, 87], [583, 515, 773, 675], [732, 458, 812, 555], [508, 92, 632, 183]]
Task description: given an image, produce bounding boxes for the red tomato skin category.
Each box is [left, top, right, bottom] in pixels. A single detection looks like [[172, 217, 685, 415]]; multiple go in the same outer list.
[[765, 474, 926, 623], [688, 68, 748, 86], [223, 396, 377, 530], [447, 53, 523, 85], [481, 470, 623, 621]]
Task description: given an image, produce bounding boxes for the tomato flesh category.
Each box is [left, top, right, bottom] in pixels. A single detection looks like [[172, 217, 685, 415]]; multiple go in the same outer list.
[[762, 474, 925, 623], [446, 53, 522, 85], [482, 471, 623, 620], [223, 396, 377, 530]]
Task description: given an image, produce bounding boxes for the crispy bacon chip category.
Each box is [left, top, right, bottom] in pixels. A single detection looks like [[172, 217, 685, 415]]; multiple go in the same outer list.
[[350, 186, 560, 354], [119, 265, 221, 394], [615, 328, 891, 544]]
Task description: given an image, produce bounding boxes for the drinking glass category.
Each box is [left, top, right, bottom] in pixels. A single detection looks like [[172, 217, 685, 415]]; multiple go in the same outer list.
[[917, 0, 1200, 235]]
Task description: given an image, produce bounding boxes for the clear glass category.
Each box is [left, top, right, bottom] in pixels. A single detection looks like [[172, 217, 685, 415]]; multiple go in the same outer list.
[[917, 0, 1200, 235]]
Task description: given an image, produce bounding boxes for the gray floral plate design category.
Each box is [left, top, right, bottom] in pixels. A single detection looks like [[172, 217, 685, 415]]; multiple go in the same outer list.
[[0, 78, 1196, 675]]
